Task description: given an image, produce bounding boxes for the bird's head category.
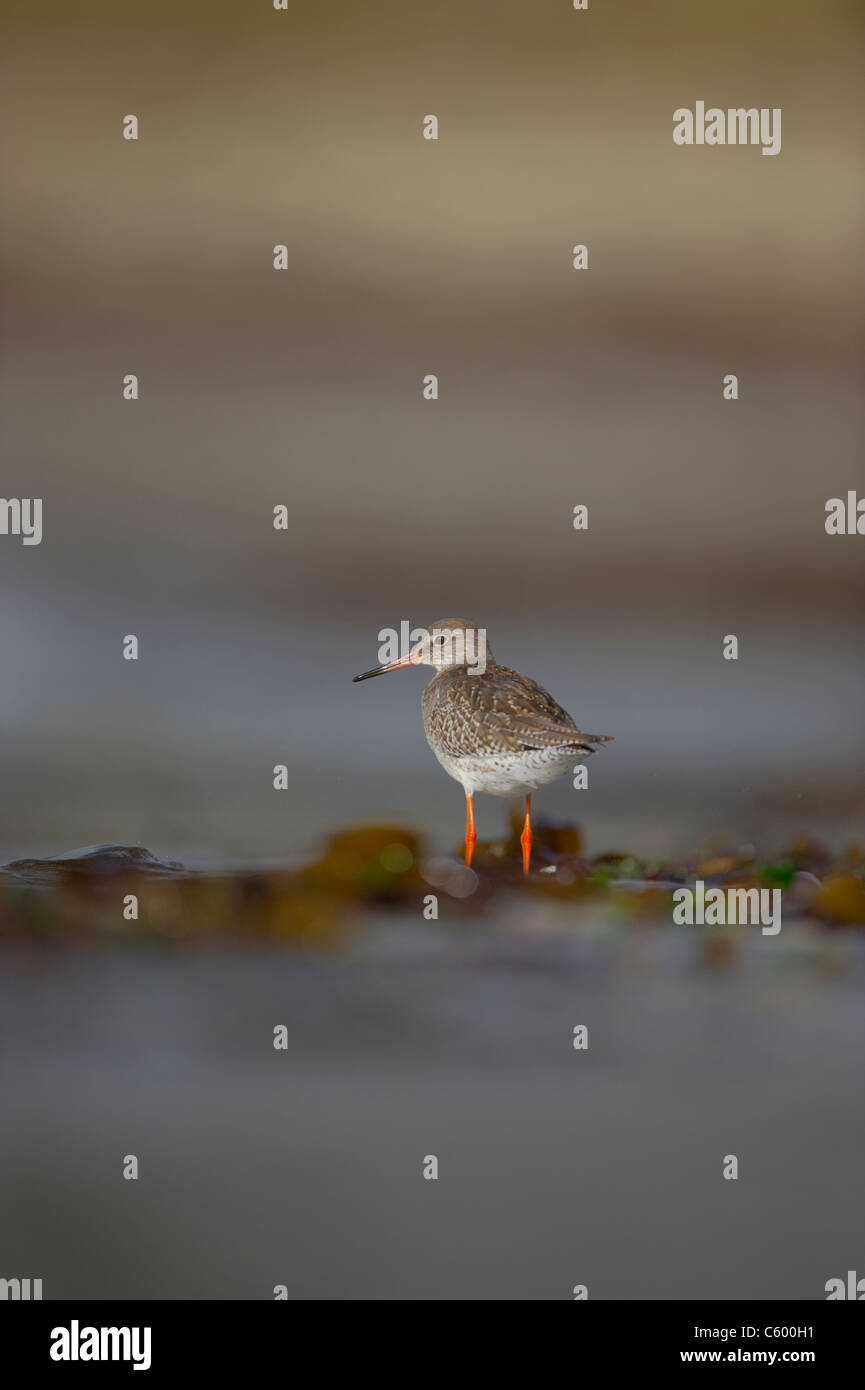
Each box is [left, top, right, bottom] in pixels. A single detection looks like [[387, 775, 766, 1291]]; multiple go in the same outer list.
[[352, 618, 491, 681]]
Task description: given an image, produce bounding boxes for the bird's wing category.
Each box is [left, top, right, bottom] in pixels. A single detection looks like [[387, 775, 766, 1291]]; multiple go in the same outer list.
[[426, 666, 613, 758]]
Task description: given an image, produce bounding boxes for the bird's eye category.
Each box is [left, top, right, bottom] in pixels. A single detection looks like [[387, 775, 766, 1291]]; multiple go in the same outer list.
[[436, 634, 446, 648]]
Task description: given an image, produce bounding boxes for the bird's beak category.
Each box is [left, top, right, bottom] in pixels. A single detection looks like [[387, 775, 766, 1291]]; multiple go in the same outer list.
[[352, 652, 420, 682]]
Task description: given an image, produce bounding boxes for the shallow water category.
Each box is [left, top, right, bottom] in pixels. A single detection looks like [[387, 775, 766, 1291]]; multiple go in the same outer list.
[[1, 831, 863, 1296], [2, 594, 863, 870], [1, 828, 862, 1295], [1, 913, 863, 1299]]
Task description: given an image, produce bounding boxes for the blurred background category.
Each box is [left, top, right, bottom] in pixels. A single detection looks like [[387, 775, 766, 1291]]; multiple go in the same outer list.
[[1, 0, 863, 864], [1, 0, 863, 1300]]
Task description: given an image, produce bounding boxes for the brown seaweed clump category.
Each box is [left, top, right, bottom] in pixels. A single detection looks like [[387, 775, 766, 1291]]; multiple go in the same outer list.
[[0, 826, 863, 945]]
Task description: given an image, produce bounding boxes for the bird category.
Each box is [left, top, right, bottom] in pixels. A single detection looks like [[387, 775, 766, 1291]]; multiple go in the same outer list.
[[352, 618, 613, 876]]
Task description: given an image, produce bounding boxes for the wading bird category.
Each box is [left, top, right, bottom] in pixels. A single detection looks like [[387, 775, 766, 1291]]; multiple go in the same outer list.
[[353, 619, 613, 875]]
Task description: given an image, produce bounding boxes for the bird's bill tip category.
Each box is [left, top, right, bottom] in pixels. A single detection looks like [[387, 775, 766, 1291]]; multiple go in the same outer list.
[[352, 654, 419, 682]]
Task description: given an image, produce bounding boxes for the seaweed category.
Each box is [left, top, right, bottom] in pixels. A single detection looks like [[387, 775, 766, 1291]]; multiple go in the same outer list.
[[1, 823, 862, 943]]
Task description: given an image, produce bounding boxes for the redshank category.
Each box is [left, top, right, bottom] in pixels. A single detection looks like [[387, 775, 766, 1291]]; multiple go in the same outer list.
[[352, 619, 613, 876]]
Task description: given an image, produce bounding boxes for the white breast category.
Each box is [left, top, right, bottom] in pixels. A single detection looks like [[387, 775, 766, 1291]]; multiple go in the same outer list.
[[430, 745, 589, 797]]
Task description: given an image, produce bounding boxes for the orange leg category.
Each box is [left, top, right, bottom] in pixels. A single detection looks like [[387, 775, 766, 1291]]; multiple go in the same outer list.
[[465, 793, 477, 867], [520, 795, 532, 877]]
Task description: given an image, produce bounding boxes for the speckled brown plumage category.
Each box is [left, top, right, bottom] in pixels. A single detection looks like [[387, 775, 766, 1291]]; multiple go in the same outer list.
[[421, 662, 610, 760]]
